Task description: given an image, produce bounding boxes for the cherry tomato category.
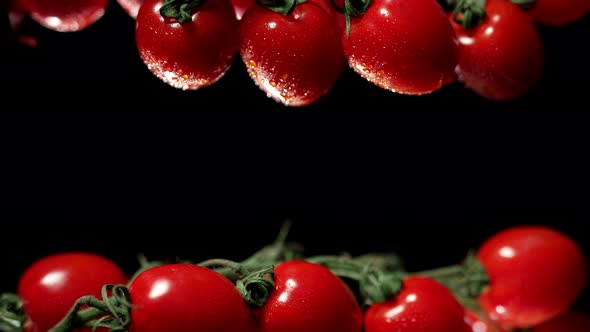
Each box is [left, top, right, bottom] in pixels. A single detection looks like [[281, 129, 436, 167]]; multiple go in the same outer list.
[[239, 2, 345, 106], [531, 0, 590, 26], [17, 252, 129, 332], [116, 0, 144, 19], [532, 309, 590, 331], [231, 0, 254, 20], [254, 260, 363, 332], [450, 0, 544, 101], [364, 276, 471, 332], [135, 0, 239, 90], [342, 0, 458, 95], [464, 310, 507, 332], [476, 225, 587, 328], [128, 263, 258, 332], [19, 0, 108, 32]]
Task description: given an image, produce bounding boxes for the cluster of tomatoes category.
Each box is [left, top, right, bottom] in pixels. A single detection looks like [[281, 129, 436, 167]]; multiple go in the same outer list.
[[3, 0, 590, 106], [0, 224, 588, 332]]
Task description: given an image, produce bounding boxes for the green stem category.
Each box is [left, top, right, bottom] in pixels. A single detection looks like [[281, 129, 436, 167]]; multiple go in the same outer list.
[[159, 0, 208, 23], [198, 258, 251, 282], [0, 293, 26, 332]]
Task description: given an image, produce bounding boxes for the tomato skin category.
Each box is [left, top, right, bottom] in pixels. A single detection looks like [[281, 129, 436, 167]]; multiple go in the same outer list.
[[531, 309, 590, 331], [128, 263, 258, 332], [254, 260, 363, 332], [135, 0, 238, 90], [17, 252, 129, 332], [464, 310, 507, 332], [531, 0, 590, 26], [342, 0, 458, 95], [364, 276, 471, 332], [477, 225, 588, 328], [116, 0, 144, 19], [239, 3, 345, 106], [450, 0, 544, 101], [19, 0, 108, 32]]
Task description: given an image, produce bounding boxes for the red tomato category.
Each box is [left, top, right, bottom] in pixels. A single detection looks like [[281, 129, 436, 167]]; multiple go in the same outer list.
[[364, 276, 471, 332], [128, 263, 258, 332], [116, 0, 144, 19], [135, 0, 239, 90], [464, 310, 507, 332], [450, 0, 544, 101], [531, 0, 590, 26], [532, 309, 590, 331], [19, 0, 108, 32], [17, 252, 129, 332], [239, 2, 345, 106], [231, 0, 255, 20], [254, 260, 363, 332], [342, 0, 458, 95], [477, 225, 588, 328]]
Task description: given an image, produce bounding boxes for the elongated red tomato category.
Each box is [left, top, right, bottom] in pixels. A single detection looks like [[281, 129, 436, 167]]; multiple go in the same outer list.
[[17, 252, 129, 332], [19, 0, 108, 32], [128, 263, 259, 332], [450, 0, 544, 101], [239, 2, 346, 106], [477, 225, 587, 329], [531, 309, 590, 331], [364, 276, 471, 332], [135, 0, 238, 90], [531, 0, 590, 26], [116, 0, 144, 19], [254, 260, 363, 332], [342, 0, 458, 95]]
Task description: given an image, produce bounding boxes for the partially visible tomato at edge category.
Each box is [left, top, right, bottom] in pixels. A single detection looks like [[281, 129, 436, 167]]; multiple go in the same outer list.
[[476, 225, 588, 329], [531, 309, 590, 331], [17, 252, 129, 332], [531, 0, 590, 26]]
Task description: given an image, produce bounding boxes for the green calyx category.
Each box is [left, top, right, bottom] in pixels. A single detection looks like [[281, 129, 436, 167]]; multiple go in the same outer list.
[[159, 0, 208, 23], [452, 0, 487, 29]]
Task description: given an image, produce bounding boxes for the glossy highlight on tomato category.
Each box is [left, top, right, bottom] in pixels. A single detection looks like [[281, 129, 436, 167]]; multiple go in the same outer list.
[[364, 276, 471, 332], [450, 0, 544, 101], [17, 252, 129, 332], [342, 0, 458, 95], [116, 0, 144, 19], [476, 225, 587, 328], [464, 309, 506, 332], [128, 263, 258, 332], [255, 260, 363, 332], [135, 0, 239, 90], [239, 2, 345, 106], [19, 0, 109, 32]]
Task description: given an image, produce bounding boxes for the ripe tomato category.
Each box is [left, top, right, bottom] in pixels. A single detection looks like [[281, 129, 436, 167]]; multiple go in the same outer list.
[[364, 276, 471, 332], [531, 309, 590, 331], [116, 0, 144, 19], [531, 0, 590, 26], [464, 310, 507, 332], [17, 252, 129, 332], [128, 263, 258, 332], [19, 0, 108, 32], [254, 260, 363, 332], [476, 225, 587, 328], [135, 0, 239, 90], [450, 0, 544, 101], [239, 2, 345, 106], [230, 0, 254, 20], [341, 0, 458, 95]]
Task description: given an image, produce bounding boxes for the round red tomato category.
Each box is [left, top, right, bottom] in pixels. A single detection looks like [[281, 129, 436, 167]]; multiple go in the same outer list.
[[254, 260, 363, 332], [239, 2, 346, 106], [116, 0, 144, 19], [342, 0, 458, 95], [531, 0, 590, 26], [135, 0, 239, 90], [17, 252, 129, 332], [531, 309, 590, 331], [364, 276, 471, 332], [464, 310, 506, 332], [450, 0, 544, 101], [19, 0, 108, 32], [476, 225, 587, 328], [128, 263, 258, 332]]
